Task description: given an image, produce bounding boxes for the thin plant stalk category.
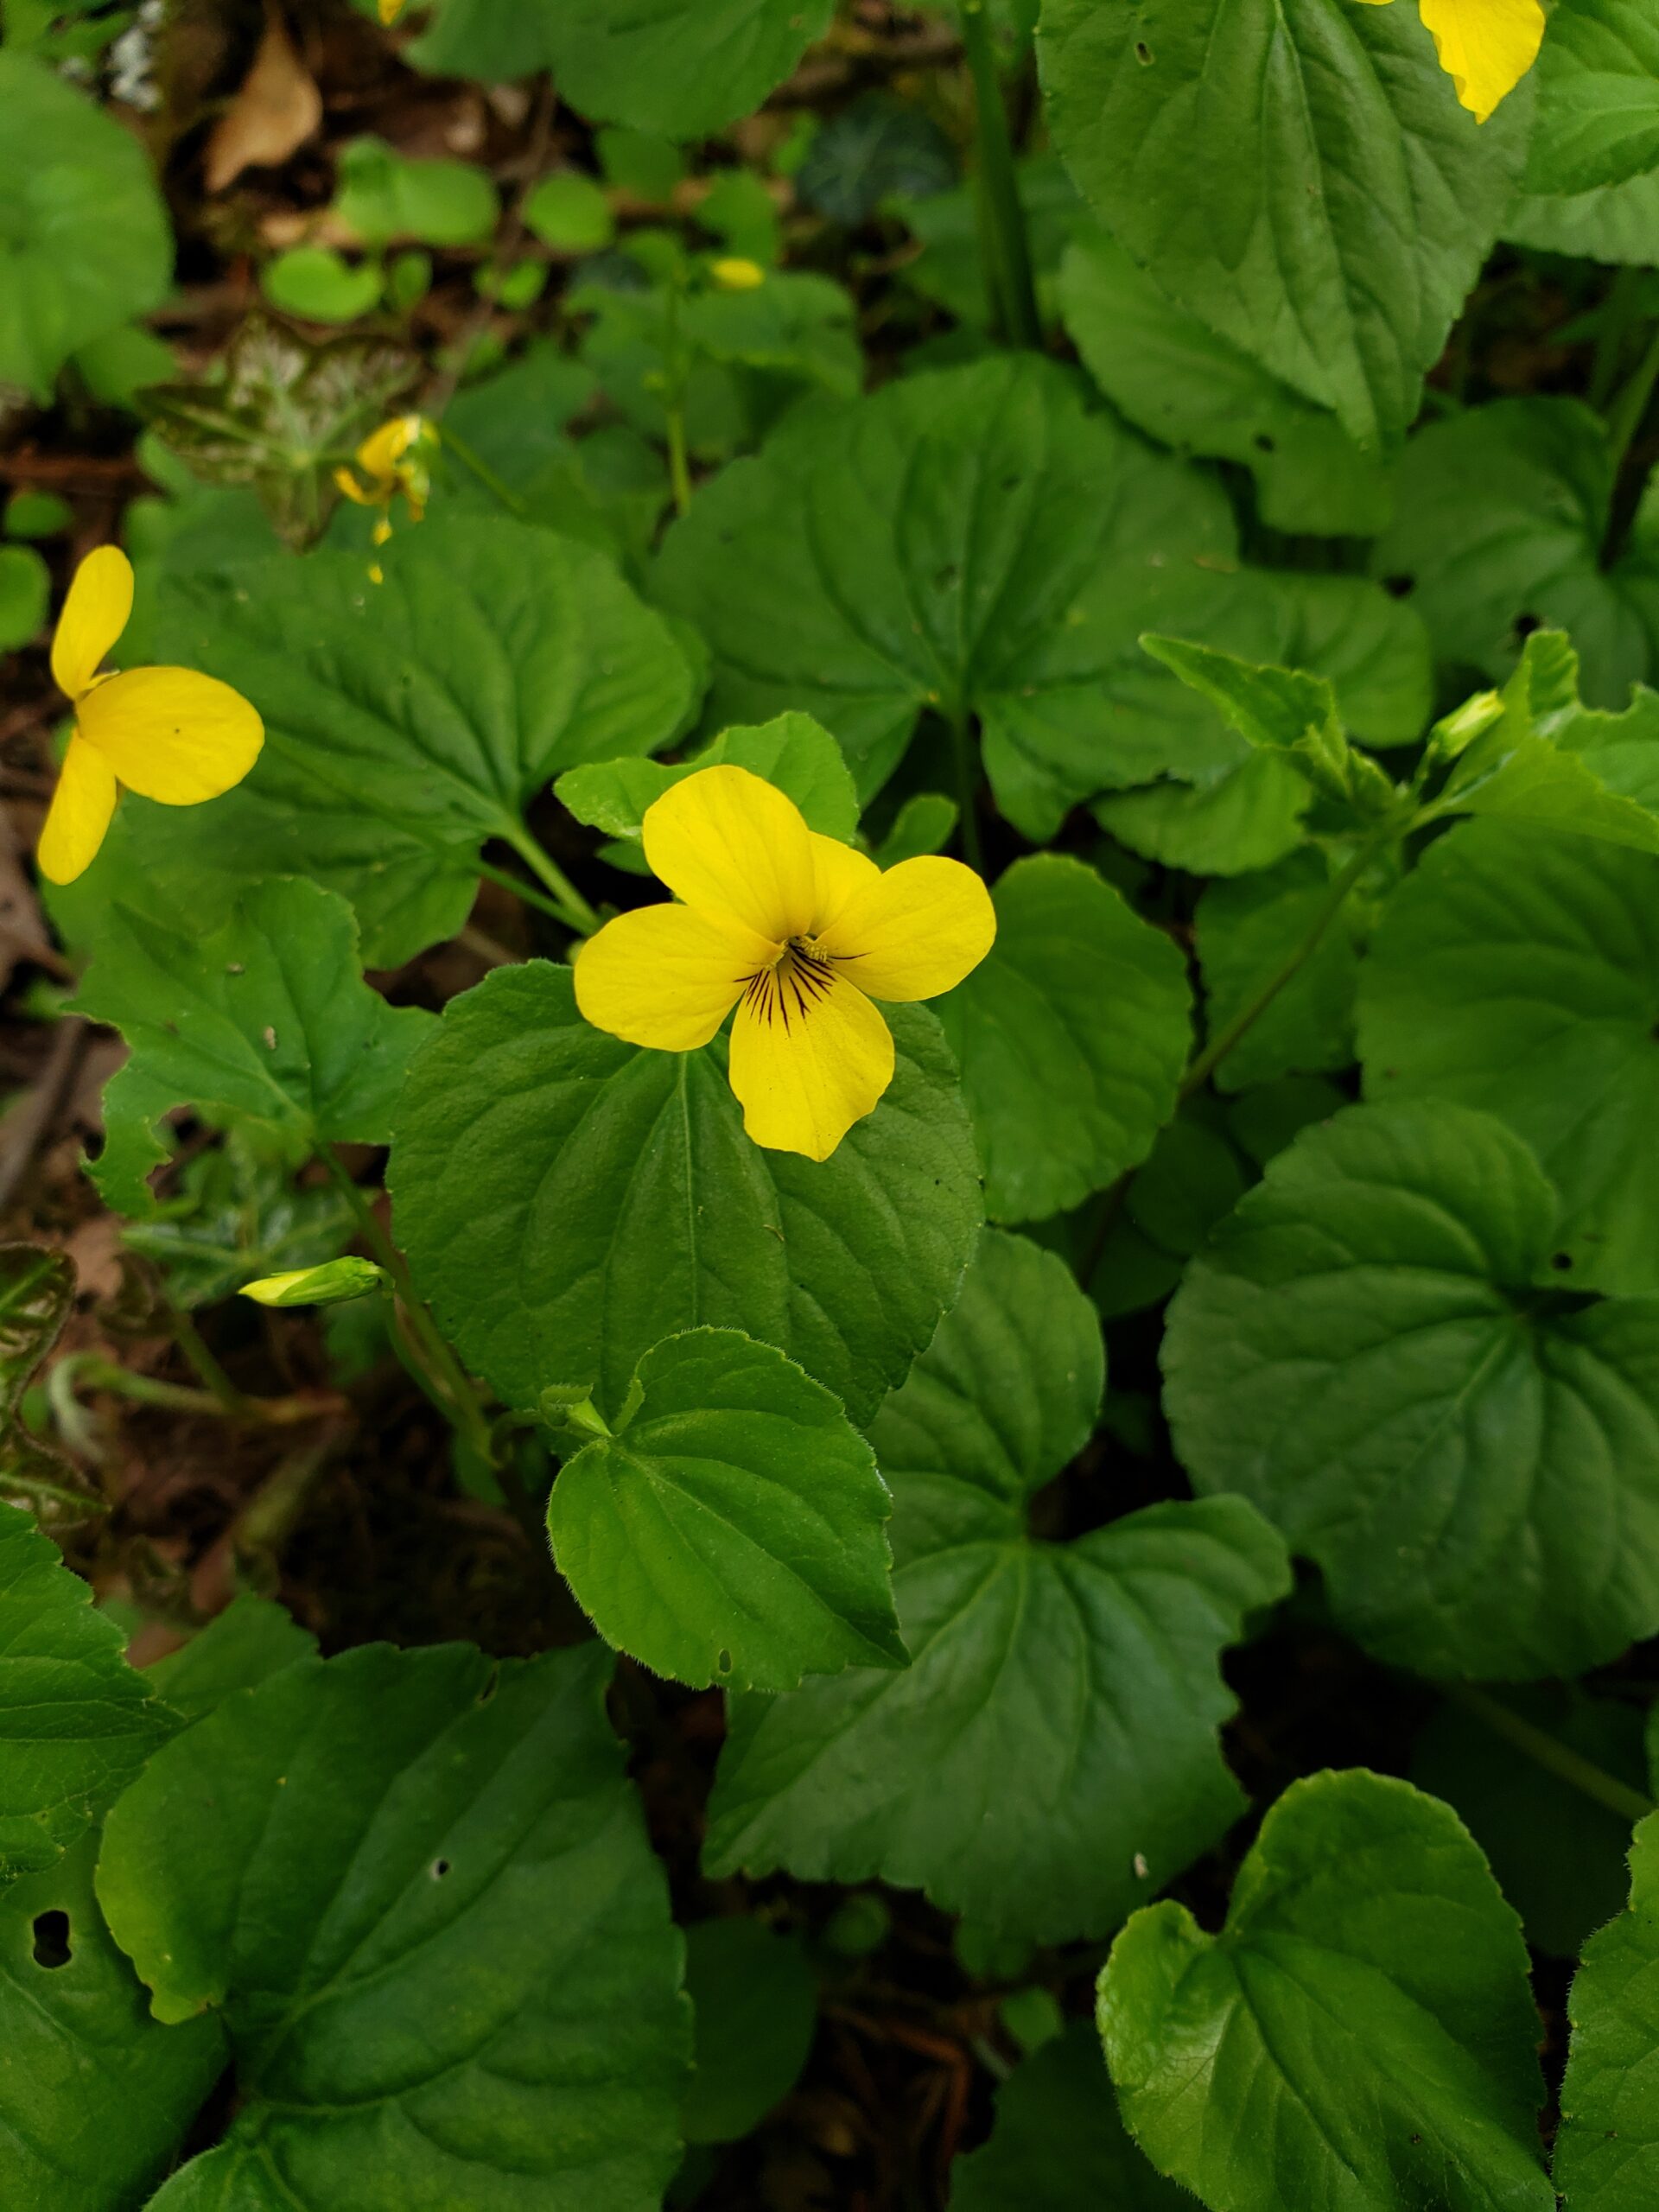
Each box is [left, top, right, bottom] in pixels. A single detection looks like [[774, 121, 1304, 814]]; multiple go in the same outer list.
[[959, 0, 1040, 350]]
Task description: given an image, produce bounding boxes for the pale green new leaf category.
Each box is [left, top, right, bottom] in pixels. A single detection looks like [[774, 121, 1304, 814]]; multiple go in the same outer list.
[[0, 1835, 225, 2211], [1554, 1812, 1659, 2212], [1038, 0, 1529, 449], [0, 1502, 170, 1882], [556, 712, 860, 845], [1524, 0, 1659, 196], [99, 1641, 690, 2210], [1424, 632, 1659, 851], [1165, 1101, 1659, 1676], [1358, 820, 1659, 1294], [549, 1328, 904, 1691], [934, 855, 1192, 1224], [705, 1232, 1291, 1943], [1058, 228, 1390, 537], [390, 963, 981, 1427], [1505, 168, 1659, 265], [0, 55, 173, 399], [1098, 1770, 1554, 2212], [73, 878, 435, 1218], [85, 518, 700, 967], [1372, 398, 1659, 710]]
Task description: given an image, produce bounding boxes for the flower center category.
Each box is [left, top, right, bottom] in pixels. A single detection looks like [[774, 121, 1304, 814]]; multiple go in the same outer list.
[[741, 937, 836, 1032]]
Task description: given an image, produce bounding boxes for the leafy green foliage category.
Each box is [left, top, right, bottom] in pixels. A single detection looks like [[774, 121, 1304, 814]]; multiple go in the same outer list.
[[1039, 0, 1528, 450], [1412, 1689, 1652, 1959], [391, 963, 982, 1427], [1098, 1770, 1554, 2212], [1359, 821, 1659, 1294], [935, 855, 1192, 1222], [1165, 1101, 1659, 1677], [99, 518, 699, 964], [681, 1917, 818, 2145], [73, 877, 435, 1217], [549, 1327, 905, 1690], [1554, 1813, 1659, 2212], [706, 1231, 1289, 1941], [145, 1593, 318, 1726], [1526, 0, 1659, 196], [0, 1834, 226, 2211], [951, 2022, 1191, 2211], [0, 1502, 169, 1881], [556, 711, 860, 845], [1194, 852, 1363, 1092], [0, 54, 172, 398], [1373, 398, 1659, 708], [0, 542, 48, 651], [1058, 229, 1390, 537], [99, 1640, 690, 2209]]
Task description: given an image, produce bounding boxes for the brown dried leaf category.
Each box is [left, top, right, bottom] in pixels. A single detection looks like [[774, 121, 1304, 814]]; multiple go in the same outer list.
[[203, 5, 322, 194]]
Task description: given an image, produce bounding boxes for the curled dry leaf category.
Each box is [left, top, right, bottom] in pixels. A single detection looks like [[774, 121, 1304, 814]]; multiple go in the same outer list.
[[202, 5, 321, 195]]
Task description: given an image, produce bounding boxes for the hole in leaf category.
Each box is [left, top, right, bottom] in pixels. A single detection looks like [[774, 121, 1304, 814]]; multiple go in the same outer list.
[[1382, 573, 1414, 599], [1550, 1251, 1573, 1272], [431, 1859, 451, 1880], [716, 1649, 733, 1675], [1513, 611, 1543, 640], [1254, 432, 1276, 453], [476, 1665, 499, 1706], [31, 1911, 71, 1969], [1135, 40, 1154, 62]]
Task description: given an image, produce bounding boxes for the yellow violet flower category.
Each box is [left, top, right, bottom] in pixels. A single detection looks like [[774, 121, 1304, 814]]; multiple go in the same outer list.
[[1356, 0, 1544, 123], [575, 765, 995, 1162], [710, 257, 766, 292], [37, 546, 264, 887], [378, 0, 407, 24], [334, 414, 435, 537]]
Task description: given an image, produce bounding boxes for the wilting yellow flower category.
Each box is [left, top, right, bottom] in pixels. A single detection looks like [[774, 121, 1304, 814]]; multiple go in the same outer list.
[[1356, 0, 1543, 122], [709, 257, 766, 292], [334, 414, 435, 536], [378, 0, 406, 24], [575, 766, 995, 1161], [37, 547, 263, 887]]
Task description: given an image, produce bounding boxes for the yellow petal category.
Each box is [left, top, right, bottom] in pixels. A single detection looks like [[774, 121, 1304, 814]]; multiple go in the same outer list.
[[75, 666, 264, 805], [1416, 0, 1544, 121], [574, 900, 766, 1052], [642, 765, 817, 944], [814, 855, 996, 1002], [810, 831, 880, 934], [333, 466, 378, 506], [355, 414, 423, 483], [51, 545, 133, 702], [36, 734, 118, 885], [728, 961, 895, 1161]]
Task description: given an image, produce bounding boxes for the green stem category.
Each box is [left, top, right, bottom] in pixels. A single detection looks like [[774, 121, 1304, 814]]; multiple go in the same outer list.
[[1178, 837, 1376, 1103], [948, 708, 984, 874], [167, 1300, 249, 1414], [439, 423, 528, 518], [1591, 267, 1642, 411], [663, 281, 694, 518], [475, 855, 590, 934], [321, 1148, 499, 1469], [1606, 322, 1659, 486], [60, 1356, 327, 1427], [499, 823, 601, 936], [1450, 1684, 1656, 1827], [1601, 322, 1659, 566], [959, 0, 1040, 351]]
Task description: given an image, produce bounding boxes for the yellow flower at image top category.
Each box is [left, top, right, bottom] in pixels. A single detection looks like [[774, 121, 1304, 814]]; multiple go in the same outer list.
[[334, 413, 436, 548], [575, 766, 995, 1162], [37, 546, 264, 887], [378, 0, 407, 24], [1356, 0, 1544, 122]]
